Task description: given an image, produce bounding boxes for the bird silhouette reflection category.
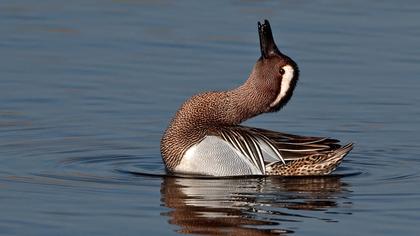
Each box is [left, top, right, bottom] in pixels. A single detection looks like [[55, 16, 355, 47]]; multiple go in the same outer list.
[[160, 176, 351, 235]]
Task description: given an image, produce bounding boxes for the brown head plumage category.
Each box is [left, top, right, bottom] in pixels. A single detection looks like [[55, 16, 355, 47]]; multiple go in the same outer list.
[[255, 19, 299, 112]]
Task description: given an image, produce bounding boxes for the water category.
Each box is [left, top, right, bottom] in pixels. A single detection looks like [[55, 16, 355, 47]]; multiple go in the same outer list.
[[1, 0, 420, 235]]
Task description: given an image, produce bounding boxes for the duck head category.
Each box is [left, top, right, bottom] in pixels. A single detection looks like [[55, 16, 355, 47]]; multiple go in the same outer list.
[[250, 19, 299, 112]]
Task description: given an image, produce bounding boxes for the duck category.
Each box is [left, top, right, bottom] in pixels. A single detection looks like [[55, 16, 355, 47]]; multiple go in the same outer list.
[[161, 19, 353, 177]]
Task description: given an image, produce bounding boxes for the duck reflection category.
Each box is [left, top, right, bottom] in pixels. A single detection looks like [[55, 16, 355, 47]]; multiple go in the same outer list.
[[160, 176, 351, 235]]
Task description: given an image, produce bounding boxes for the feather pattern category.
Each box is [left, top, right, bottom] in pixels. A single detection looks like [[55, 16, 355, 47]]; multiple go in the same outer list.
[[219, 129, 267, 174], [211, 125, 352, 176]]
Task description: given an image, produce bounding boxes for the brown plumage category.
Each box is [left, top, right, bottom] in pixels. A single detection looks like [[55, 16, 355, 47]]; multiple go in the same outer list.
[[160, 19, 353, 176], [266, 144, 353, 176]]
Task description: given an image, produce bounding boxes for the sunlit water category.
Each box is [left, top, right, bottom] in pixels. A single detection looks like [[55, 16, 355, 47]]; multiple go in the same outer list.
[[1, 0, 420, 235]]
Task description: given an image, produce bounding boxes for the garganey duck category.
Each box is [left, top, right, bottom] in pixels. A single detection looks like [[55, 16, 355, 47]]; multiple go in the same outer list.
[[161, 20, 353, 177]]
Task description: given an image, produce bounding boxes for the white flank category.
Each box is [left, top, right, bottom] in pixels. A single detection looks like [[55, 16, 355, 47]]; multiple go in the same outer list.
[[270, 65, 294, 107], [175, 136, 262, 176]]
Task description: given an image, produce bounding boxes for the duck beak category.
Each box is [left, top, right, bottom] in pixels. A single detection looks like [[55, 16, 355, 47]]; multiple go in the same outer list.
[[258, 19, 281, 59]]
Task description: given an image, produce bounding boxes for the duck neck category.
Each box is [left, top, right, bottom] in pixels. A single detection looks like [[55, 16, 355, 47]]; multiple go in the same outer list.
[[161, 75, 267, 170], [225, 80, 267, 125]]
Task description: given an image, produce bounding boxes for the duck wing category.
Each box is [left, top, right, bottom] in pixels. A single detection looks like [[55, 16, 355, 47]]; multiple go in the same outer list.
[[214, 128, 275, 174], [211, 125, 309, 174], [242, 126, 343, 161], [211, 126, 351, 175]]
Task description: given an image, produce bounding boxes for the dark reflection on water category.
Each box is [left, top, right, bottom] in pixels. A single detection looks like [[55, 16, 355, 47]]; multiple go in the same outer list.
[[161, 176, 350, 235]]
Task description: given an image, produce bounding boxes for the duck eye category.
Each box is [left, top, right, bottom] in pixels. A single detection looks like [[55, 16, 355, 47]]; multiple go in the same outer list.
[[279, 68, 285, 75]]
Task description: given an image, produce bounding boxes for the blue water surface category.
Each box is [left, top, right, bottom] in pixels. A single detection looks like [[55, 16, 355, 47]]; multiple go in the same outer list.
[[1, 0, 420, 235]]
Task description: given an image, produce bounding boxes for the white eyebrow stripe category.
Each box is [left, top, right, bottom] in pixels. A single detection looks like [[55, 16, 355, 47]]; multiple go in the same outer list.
[[270, 65, 294, 107]]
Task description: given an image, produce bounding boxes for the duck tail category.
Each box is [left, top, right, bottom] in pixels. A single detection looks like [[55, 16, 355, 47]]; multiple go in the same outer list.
[[266, 143, 354, 176]]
